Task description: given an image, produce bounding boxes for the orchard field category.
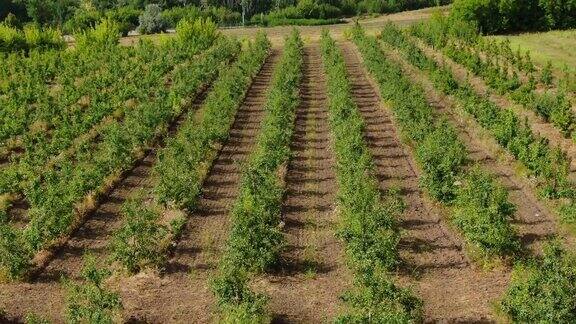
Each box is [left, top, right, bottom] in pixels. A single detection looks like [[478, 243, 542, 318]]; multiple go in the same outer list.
[[1, 5, 576, 324]]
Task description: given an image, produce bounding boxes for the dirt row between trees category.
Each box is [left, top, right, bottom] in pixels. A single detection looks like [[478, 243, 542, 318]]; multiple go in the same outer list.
[[0, 50, 280, 323], [381, 44, 563, 254], [255, 46, 352, 323], [413, 38, 576, 179], [116, 49, 281, 323], [0, 86, 213, 323], [339, 42, 509, 322]]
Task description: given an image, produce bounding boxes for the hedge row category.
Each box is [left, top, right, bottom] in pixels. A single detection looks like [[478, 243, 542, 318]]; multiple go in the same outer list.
[[211, 29, 303, 322], [411, 16, 576, 138], [0, 35, 240, 281], [386, 22, 576, 222], [108, 33, 272, 274], [352, 25, 520, 258], [321, 30, 422, 322]]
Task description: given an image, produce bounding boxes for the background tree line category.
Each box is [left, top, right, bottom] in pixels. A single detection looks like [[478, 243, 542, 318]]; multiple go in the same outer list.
[[2, 0, 449, 29], [451, 0, 576, 33]]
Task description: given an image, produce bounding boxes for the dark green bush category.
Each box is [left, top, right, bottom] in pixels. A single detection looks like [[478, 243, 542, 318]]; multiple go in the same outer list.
[[110, 198, 168, 273], [453, 167, 520, 255], [64, 255, 122, 324], [451, 0, 576, 33], [63, 10, 101, 35], [105, 7, 141, 36], [500, 241, 576, 322]]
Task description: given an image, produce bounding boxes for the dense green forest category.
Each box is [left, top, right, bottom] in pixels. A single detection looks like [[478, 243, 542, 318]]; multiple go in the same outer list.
[[1, 0, 449, 33], [451, 0, 576, 33]]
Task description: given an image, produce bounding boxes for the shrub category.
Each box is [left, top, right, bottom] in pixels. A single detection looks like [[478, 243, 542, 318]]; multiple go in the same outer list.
[[0, 225, 31, 281], [500, 241, 576, 322], [224, 29, 302, 273], [212, 30, 301, 320], [110, 197, 168, 274], [22, 24, 64, 51], [163, 6, 204, 28], [0, 23, 25, 52], [416, 121, 467, 202], [64, 255, 122, 324], [138, 4, 166, 35], [3, 12, 19, 28], [75, 18, 120, 50], [540, 61, 553, 86], [453, 167, 520, 255], [175, 17, 219, 50], [63, 10, 101, 35], [450, 0, 576, 33], [322, 30, 421, 322], [106, 7, 141, 36], [337, 270, 422, 323], [211, 264, 269, 323]]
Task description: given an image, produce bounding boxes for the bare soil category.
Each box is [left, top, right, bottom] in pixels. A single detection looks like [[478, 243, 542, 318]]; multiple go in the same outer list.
[[115, 50, 280, 323], [255, 46, 352, 323], [340, 41, 510, 322]]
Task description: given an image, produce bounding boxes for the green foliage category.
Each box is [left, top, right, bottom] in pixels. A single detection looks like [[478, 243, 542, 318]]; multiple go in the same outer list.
[[225, 29, 302, 273], [63, 9, 101, 35], [105, 7, 141, 36], [321, 30, 422, 322], [416, 122, 466, 202], [408, 19, 575, 199], [0, 27, 233, 280], [531, 91, 574, 137], [453, 167, 519, 255], [336, 269, 422, 323], [175, 17, 219, 50], [0, 23, 63, 53], [355, 25, 521, 258], [162, 6, 241, 28], [0, 224, 32, 281], [211, 264, 269, 323], [75, 18, 120, 50], [64, 255, 122, 324], [500, 241, 576, 323], [22, 24, 64, 50], [213, 30, 302, 320], [0, 23, 24, 52], [110, 197, 168, 273], [540, 60, 553, 86], [154, 35, 266, 210], [137, 4, 166, 34], [450, 0, 576, 33], [3, 12, 20, 28]]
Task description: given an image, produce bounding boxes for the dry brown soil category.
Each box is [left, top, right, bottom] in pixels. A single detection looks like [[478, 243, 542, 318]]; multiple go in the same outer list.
[[340, 41, 510, 322], [255, 45, 352, 323]]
